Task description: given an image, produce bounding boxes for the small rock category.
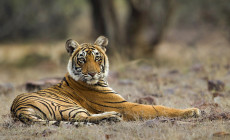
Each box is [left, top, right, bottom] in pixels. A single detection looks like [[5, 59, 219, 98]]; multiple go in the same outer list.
[[25, 81, 43, 92], [208, 80, 225, 92], [25, 77, 62, 92], [212, 92, 224, 98]]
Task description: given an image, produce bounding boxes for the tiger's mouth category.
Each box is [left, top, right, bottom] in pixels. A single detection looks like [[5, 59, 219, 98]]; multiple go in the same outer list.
[[86, 79, 99, 85], [76, 72, 100, 85], [83, 76, 99, 85]]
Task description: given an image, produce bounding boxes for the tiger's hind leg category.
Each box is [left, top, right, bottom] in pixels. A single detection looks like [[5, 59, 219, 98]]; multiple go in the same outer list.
[[12, 102, 122, 126], [14, 107, 94, 127], [60, 105, 122, 124]]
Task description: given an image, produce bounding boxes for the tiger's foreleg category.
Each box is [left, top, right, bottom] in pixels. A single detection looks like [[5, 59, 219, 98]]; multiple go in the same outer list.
[[151, 105, 200, 118], [120, 103, 200, 121], [66, 110, 122, 124]]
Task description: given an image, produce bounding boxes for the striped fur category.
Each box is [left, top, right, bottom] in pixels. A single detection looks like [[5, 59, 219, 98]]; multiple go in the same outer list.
[[11, 36, 200, 126]]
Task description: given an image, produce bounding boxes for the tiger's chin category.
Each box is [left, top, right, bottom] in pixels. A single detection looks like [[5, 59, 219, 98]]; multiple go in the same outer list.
[[68, 72, 100, 85], [86, 79, 99, 85]]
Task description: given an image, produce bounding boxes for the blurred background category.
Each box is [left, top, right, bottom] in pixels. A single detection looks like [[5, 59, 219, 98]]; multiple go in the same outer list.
[[0, 0, 230, 83]]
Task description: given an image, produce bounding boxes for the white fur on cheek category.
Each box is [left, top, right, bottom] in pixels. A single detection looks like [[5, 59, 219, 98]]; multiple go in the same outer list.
[[103, 56, 109, 78], [67, 59, 80, 81]]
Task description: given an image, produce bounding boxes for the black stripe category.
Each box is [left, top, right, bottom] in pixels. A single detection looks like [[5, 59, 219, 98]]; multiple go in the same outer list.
[[100, 91, 117, 94], [82, 48, 87, 52], [88, 100, 123, 109], [14, 94, 74, 111], [72, 56, 75, 72], [59, 107, 74, 120], [14, 95, 42, 109], [73, 81, 115, 94], [103, 57, 106, 73], [40, 90, 76, 105], [85, 102, 103, 114], [104, 100, 127, 104], [58, 81, 63, 88], [63, 77, 70, 86], [59, 107, 75, 113], [14, 107, 29, 113]]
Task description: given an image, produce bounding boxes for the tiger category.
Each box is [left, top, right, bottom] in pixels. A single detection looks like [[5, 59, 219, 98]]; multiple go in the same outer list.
[[11, 36, 200, 126]]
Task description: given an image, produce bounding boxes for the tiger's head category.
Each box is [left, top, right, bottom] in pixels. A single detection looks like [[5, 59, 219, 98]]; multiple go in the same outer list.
[[66, 36, 109, 85]]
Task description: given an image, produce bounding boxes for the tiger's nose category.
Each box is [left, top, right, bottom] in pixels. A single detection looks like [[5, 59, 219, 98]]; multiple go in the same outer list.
[[88, 72, 96, 77]]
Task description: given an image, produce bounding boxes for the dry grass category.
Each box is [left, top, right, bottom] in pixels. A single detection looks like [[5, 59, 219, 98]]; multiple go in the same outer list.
[[0, 40, 230, 140]]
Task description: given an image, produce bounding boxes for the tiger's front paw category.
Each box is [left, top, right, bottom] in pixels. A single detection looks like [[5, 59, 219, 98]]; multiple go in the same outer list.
[[98, 111, 122, 123], [183, 108, 201, 118]]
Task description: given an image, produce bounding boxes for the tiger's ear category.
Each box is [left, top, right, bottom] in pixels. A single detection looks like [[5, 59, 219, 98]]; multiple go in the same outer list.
[[65, 39, 79, 55], [94, 36, 108, 51]]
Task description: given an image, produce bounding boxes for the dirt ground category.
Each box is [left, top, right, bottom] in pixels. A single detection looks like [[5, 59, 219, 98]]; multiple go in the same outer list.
[[0, 40, 230, 140]]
